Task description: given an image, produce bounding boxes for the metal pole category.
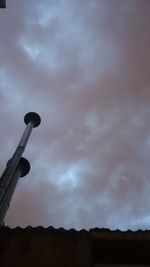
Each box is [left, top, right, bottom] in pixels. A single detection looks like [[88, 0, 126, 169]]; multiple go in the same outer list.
[[0, 157, 30, 226], [0, 112, 41, 204]]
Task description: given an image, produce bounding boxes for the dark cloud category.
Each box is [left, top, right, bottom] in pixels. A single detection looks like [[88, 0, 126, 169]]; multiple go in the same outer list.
[[0, 0, 150, 230]]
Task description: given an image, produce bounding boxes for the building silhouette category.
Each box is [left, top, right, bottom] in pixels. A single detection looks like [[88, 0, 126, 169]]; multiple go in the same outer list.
[[0, 226, 150, 266], [0, 0, 6, 8]]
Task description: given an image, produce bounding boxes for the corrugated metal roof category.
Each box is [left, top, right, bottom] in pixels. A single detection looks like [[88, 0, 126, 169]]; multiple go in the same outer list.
[[0, 226, 150, 266], [0, 226, 91, 267]]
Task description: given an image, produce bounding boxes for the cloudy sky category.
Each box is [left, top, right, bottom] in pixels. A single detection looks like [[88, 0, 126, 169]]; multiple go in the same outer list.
[[0, 0, 150, 230]]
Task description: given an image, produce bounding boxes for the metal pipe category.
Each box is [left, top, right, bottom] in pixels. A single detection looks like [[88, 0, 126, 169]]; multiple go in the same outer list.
[[0, 112, 41, 204], [0, 157, 30, 226]]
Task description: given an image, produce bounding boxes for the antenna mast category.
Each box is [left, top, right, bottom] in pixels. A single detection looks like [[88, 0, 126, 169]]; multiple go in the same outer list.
[[0, 112, 41, 225]]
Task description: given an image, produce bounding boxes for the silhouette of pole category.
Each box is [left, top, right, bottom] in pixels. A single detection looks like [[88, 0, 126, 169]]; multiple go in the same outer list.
[[0, 112, 41, 223], [0, 157, 30, 226]]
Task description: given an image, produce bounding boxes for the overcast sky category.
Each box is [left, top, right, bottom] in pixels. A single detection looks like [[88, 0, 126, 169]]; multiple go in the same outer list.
[[0, 0, 150, 230]]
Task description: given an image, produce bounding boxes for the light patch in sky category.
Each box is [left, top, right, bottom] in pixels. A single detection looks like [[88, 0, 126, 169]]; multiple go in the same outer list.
[[58, 166, 78, 187], [20, 37, 60, 71], [19, 37, 40, 60], [23, 44, 40, 60], [58, 164, 80, 188]]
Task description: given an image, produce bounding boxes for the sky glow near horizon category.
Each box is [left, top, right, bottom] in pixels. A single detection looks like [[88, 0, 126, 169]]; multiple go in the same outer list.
[[0, 0, 150, 230]]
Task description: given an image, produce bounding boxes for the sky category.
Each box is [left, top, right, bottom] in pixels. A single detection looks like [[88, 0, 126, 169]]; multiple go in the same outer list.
[[0, 0, 150, 230]]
